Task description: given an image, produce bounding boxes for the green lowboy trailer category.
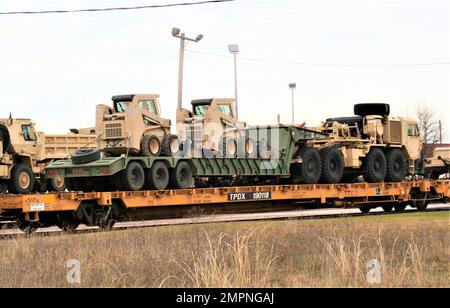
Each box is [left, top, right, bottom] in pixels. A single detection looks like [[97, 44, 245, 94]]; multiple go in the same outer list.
[[45, 126, 328, 192]]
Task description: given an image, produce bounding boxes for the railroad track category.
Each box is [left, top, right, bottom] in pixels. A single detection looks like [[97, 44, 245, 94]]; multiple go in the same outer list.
[[1, 204, 448, 240]]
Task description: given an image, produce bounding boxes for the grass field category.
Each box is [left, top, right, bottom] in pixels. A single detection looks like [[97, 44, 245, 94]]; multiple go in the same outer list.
[[0, 211, 448, 288]]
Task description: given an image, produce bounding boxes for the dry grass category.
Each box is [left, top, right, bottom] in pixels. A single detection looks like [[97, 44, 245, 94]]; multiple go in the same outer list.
[[0, 211, 448, 288]]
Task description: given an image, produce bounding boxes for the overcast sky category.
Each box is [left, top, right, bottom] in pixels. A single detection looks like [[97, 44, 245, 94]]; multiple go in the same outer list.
[[1, 0, 449, 141]]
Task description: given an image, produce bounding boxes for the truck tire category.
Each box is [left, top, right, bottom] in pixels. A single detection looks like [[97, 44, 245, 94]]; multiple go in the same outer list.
[[238, 137, 256, 158], [141, 135, 161, 157], [8, 164, 35, 194], [161, 135, 180, 157], [223, 138, 238, 158], [47, 175, 67, 192], [291, 147, 321, 184], [319, 147, 344, 184], [385, 149, 407, 182], [147, 161, 170, 190], [119, 162, 146, 191], [362, 148, 387, 183], [170, 161, 194, 189], [0, 124, 11, 153], [72, 149, 101, 165]]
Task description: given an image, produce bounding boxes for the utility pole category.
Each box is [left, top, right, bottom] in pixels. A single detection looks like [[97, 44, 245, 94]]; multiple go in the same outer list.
[[289, 83, 297, 124], [228, 44, 240, 117], [439, 120, 442, 144], [172, 28, 203, 109]]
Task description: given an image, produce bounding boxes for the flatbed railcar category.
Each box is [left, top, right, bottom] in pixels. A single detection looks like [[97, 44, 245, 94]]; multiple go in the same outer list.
[[0, 180, 448, 234]]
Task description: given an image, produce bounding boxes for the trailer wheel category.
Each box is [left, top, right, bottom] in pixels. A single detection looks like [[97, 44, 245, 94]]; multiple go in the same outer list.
[[147, 161, 170, 190], [71, 149, 101, 165], [161, 135, 180, 157], [8, 164, 35, 194], [120, 162, 146, 191], [362, 148, 387, 183], [319, 147, 344, 184], [47, 175, 67, 192], [171, 161, 194, 189], [141, 135, 161, 157], [291, 147, 321, 184], [385, 149, 406, 182]]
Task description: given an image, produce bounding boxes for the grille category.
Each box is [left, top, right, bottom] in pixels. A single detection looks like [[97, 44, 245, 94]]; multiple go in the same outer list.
[[390, 121, 402, 143], [105, 123, 123, 139]]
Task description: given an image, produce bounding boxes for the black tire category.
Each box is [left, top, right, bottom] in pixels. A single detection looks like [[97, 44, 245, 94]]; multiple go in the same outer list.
[[119, 162, 146, 191], [0, 124, 11, 153], [47, 176, 67, 192], [170, 161, 194, 189], [71, 149, 101, 165], [385, 149, 407, 182], [354, 103, 390, 117], [394, 203, 408, 212], [141, 135, 161, 157], [291, 147, 321, 184], [8, 164, 35, 194], [319, 147, 344, 184], [362, 148, 387, 183], [223, 138, 238, 158], [147, 161, 170, 190], [161, 135, 180, 157]]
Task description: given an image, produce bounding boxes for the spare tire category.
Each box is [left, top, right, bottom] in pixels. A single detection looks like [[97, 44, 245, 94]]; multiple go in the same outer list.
[[71, 149, 101, 165], [354, 103, 390, 117], [0, 124, 11, 153]]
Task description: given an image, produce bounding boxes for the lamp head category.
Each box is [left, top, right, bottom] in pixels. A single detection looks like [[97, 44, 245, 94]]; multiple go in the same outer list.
[[172, 27, 181, 37]]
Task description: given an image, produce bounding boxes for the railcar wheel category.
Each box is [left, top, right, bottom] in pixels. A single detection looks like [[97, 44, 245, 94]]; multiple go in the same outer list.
[[382, 205, 394, 212], [385, 149, 407, 182], [362, 148, 387, 183], [120, 162, 146, 191], [171, 161, 194, 189], [394, 203, 408, 212], [319, 147, 344, 184], [291, 147, 321, 184], [359, 207, 371, 214], [56, 212, 80, 233], [147, 161, 170, 190]]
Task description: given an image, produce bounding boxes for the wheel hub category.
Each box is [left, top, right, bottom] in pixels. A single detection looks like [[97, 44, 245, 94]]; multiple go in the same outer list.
[[19, 172, 31, 189]]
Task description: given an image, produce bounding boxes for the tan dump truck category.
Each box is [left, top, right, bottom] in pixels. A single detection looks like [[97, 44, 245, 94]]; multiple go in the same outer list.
[[0, 118, 96, 194], [310, 103, 422, 183], [424, 147, 450, 179], [96, 94, 179, 157], [176, 98, 254, 158]]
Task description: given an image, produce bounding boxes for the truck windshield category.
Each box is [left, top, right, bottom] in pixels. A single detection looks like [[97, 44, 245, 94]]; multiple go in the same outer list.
[[194, 105, 209, 116], [22, 125, 37, 141], [218, 104, 233, 117], [115, 102, 127, 113]]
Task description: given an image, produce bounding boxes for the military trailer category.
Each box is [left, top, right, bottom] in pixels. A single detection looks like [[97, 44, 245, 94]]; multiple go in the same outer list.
[[424, 147, 449, 179], [310, 103, 422, 184], [0, 118, 96, 194], [46, 126, 328, 192], [96, 94, 179, 157]]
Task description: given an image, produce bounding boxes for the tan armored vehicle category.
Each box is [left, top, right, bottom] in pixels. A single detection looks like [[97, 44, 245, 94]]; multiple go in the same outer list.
[[310, 103, 422, 183], [176, 98, 254, 158], [424, 147, 449, 179], [96, 94, 179, 157], [0, 118, 95, 194]]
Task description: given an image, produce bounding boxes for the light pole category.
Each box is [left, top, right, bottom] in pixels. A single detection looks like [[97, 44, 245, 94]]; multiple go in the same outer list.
[[289, 83, 297, 124], [228, 44, 240, 117], [172, 28, 203, 109]]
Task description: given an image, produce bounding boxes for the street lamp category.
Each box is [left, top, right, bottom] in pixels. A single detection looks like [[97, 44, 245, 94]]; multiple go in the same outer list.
[[228, 44, 239, 118], [289, 83, 297, 124], [172, 27, 204, 109]]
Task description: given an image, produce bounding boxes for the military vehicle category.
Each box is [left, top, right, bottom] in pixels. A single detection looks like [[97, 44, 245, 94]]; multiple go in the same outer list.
[[96, 94, 179, 157], [424, 147, 449, 179], [310, 103, 422, 183], [176, 98, 254, 158], [0, 117, 96, 194]]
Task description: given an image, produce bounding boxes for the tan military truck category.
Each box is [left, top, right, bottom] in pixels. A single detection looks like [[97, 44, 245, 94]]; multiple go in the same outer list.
[[0, 118, 96, 194], [424, 147, 449, 179], [310, 103, 422, 183], [176, 98, 254, 158], [96, 94, 179, 157]]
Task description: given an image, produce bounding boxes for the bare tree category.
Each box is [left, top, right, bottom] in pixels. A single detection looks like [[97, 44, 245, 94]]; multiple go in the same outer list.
[[416, 105, 443, 145]]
